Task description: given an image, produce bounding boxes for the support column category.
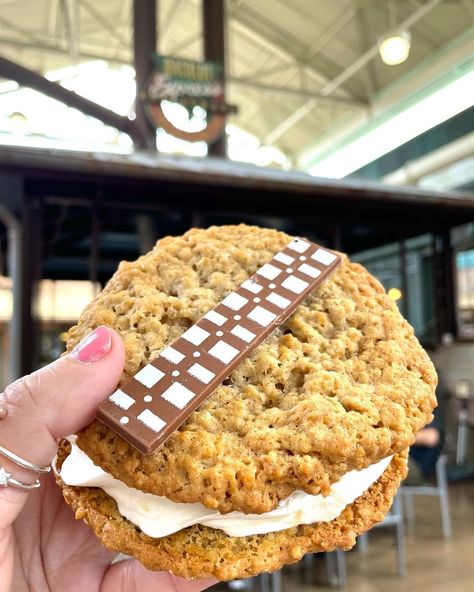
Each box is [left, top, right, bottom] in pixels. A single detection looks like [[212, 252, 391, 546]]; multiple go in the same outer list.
[[332, 224, 342, 251], [89, 204, 101, 289], [135, 214, 156, 254], [443, 229, 457, 337], [433, 230, 457, 341], [0, 203, 21, 384], [133, 0, 158, 151], [430, 233, 440, 343], [203, 0, 227, 158], [399, 239, 409, 319], [19, 195, 42, 376]]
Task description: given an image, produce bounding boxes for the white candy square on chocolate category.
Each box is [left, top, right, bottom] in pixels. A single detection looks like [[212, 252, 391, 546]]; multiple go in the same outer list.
[[274, 252, 295, 265], [312, 248, 337, 265], [222, 292, 248, 311], [298, 263, 321, 278], [288, 238, 310, 253], [182, 325, 210, 346], [203, 310, 227, 326], [208, 340, 239, 364], [161, 382, 196, 409], [134, 365, 165, 388], [160, 346, 185, 364], [188, 363, 215, 384], [266, 292, 291, 309], [257, 263, 281, 280], [241, 279, 263, 294], [137, 409, 166, 433], [109, 389, 135, 410], [231, 324, 256, 343], [281, 275, 309, 294], [248, 306, 277, 327]]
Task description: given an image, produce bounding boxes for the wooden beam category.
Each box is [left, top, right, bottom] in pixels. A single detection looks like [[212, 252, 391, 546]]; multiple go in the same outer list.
[[133, 0, 158, 150], [203, 0, 227, 158], [0, 55, 144, 143]]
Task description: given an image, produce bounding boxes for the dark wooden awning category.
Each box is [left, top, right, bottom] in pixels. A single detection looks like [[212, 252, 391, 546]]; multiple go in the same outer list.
[[0, 145, 473, 279]]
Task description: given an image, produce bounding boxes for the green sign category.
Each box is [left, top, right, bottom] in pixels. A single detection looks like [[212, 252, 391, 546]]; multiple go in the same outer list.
[[146, 55, 235, 116]]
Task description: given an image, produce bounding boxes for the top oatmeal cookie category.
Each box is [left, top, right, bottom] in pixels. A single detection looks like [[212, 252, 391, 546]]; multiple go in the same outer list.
[[69, 224, 436, 514]]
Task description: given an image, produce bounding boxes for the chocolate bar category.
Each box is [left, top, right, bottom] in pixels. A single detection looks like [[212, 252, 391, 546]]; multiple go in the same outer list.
[[97, 239, 341, 454]]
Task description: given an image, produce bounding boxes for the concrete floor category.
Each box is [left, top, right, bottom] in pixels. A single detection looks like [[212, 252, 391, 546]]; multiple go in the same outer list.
[[212, 480, 474, 591]]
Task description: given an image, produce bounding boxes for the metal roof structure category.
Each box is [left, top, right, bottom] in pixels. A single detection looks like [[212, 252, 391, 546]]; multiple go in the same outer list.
[[0, 0, 472, 165]]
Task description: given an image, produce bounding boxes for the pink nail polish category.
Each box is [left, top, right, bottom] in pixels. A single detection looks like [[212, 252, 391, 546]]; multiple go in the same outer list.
[[71, 326, 112, 363]]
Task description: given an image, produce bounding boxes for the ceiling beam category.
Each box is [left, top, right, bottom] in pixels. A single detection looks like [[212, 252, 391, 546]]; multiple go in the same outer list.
[[166, 32, 201, 55], [0, 27, 202, 71], [235, 4, 356, 84], [460, 0, 474, 20], [305, 6, 356, 61], [242, 61, 293, 81], [263, 0, 445, 146], [0, 36, 131, 66], [382, 130, 474, 185], [60, 0, 79, 64], [48, 0, 60, 40], [385, 0, 438, 51], [80, 0, 129, 46], [353, 4, 379, 97], [161, 0, 185, 46], [229, 77, 366, 107], [0, 16, 53, 48], [0, 13, 131, 58], [229, 10, 355, 97], [0, 55, 143, 142]]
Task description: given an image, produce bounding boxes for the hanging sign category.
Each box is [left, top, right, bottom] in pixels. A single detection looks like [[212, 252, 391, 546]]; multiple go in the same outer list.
[[143, 55, 236, 144]]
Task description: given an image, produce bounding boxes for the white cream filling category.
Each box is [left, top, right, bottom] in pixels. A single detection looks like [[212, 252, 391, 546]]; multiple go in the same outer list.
[[60, 442, 392, 538]]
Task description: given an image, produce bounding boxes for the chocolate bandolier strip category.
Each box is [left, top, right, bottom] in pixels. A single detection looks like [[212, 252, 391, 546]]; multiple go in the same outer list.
[[97, 239, 341, 454]]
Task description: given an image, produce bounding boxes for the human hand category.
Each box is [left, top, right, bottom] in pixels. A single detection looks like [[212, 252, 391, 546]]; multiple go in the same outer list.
[[0, 326, 217, 592]]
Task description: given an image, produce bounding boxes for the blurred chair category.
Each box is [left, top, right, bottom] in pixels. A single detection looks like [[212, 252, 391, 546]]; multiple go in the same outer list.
[[229, 489, 407, 591], [325, 549, 347, 588], [227, 571, 282, 592], [227, 579, 250, 590], [301, 494, 405, 590], [400, 454, 452, 538], [357, 492, 406, 577], [257, 571, 282, 592]]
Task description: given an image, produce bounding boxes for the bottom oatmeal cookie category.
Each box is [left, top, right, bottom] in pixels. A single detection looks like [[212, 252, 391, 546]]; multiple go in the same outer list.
[[57, 441, 407, 581]]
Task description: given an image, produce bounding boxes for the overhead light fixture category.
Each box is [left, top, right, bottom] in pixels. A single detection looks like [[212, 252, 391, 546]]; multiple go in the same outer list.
[[379, 30, 411, 66]]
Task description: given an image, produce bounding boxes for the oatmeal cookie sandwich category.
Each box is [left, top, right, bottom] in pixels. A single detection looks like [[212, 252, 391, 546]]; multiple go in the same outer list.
[[56, 224, 436, 580]]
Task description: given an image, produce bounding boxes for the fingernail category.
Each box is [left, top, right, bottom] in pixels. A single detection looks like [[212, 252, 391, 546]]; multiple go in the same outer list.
[[71, 326, 112, 363]]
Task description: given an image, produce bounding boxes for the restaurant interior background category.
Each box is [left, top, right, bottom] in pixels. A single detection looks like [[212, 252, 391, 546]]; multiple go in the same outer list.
[[0, 0, 473, 590]]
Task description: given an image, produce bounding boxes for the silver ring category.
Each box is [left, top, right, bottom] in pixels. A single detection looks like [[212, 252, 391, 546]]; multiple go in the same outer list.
[[0, 443, 51, 474], [0, 467, 40, 491]]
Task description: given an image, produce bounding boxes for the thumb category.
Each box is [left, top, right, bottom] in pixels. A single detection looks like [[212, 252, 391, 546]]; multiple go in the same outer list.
[[0, 326, 124, 497]]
